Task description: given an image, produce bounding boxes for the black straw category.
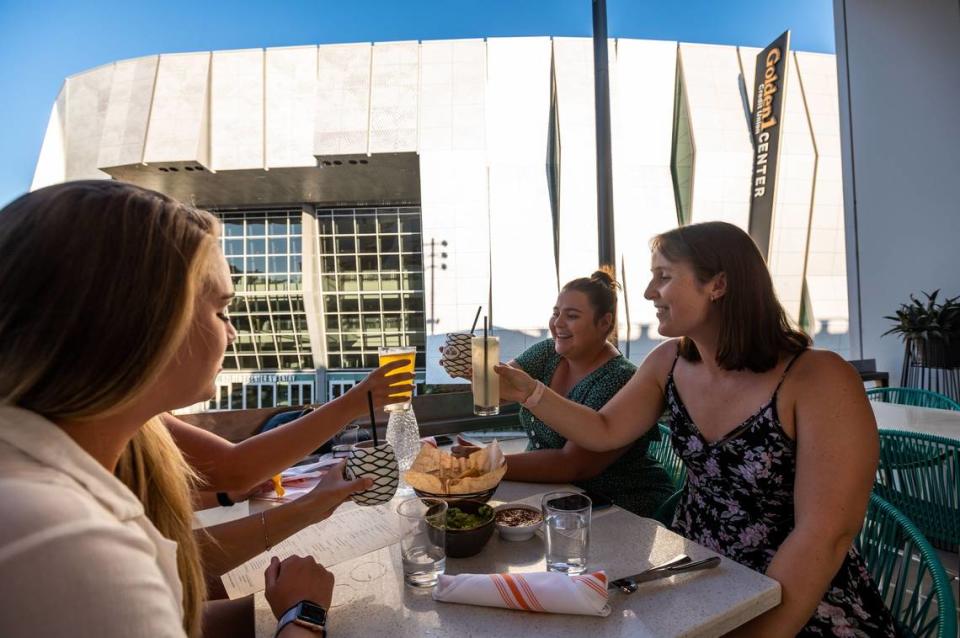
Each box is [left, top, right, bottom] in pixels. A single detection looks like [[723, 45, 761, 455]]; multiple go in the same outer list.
[[367, 391, 379, 447], [470, 306, 483, 334]]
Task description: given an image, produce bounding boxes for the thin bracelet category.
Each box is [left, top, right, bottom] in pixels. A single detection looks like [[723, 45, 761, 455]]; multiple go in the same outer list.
[[522, 380, 546, 409], [261, 511, 271, 551]]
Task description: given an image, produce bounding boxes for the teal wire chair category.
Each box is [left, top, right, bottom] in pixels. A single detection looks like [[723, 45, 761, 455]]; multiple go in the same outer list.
[[867, 387, 960, 411], [652, 488, 683, 527], [856, 494, 957, 638], [648, 422, 687, 490], [875, 429, 959, 550]]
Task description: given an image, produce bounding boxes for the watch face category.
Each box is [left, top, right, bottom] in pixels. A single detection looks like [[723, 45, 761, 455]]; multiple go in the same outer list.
[[297, 601, 327, 626]]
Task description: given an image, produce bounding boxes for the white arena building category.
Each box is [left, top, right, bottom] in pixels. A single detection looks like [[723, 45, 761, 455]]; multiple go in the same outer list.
[[31, 37, 850, 409]]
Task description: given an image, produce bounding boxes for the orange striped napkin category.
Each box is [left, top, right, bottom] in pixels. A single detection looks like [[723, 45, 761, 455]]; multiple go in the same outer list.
[[432, 571, 611, 616]]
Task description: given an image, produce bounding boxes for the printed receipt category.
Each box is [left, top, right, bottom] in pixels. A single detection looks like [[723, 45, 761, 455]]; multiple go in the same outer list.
[[222, 503, 401, 599]]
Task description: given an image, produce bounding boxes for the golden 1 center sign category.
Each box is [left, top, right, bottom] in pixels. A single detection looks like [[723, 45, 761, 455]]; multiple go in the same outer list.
[[748, 30, 791, 260]]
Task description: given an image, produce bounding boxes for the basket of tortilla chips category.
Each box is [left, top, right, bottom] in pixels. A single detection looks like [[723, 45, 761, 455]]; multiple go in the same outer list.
[[405, 440, 507, 504]]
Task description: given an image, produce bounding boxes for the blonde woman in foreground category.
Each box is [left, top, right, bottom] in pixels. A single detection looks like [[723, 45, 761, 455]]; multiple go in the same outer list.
[[0, 181, 333, 637]]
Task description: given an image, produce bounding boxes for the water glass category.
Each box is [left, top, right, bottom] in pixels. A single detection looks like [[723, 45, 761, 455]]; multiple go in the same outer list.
[[332, 423, 359, 458], [542, 491, 591, 575], [396, 497, 447, 588]]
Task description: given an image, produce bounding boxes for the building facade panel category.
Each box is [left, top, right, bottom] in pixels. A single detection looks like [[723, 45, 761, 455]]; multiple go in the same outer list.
[[97, 55, 158, 170], [795, 51, 849, 354], [485, 37, 558, 360], [265, 46, 319, 168], [211, 49, 265, 171], [553, 37, 599, 286], [612, 38, 679, 360], [369, 41, 419, 154], [418, 40, 490, 383], [678, 43, 753, 228], [315, 43, 371, 156], [31, 91, 67, 190], [65, 64, 114, 181], [143, 52, 211, 166]]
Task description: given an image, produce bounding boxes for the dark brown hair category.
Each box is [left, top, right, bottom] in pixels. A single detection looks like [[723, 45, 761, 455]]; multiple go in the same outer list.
[[650, 222, 809, 372], [561, 268, 619, 340]]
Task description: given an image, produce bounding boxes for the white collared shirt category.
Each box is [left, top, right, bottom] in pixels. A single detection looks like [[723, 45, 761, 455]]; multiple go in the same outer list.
[[0, 406, 186, 637]]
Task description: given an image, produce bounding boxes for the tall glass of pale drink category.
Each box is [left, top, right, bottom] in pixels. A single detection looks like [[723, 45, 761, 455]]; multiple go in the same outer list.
[[471, 336, 499, 416], [378, 346, 416, 411]]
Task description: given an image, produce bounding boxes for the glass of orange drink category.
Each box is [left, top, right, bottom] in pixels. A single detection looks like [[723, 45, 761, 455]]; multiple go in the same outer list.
[[378, 346, 416, 411]]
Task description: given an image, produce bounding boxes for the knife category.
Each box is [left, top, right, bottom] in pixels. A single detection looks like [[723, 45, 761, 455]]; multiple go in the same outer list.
[[609, 555, 722, 593]]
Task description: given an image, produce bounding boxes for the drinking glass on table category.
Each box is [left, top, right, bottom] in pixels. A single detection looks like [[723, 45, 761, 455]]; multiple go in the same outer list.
[[542, 491, 591, 575], [471, 335, 499, 416], [378, 346, 416, 411], [396, 497, 447, 588]]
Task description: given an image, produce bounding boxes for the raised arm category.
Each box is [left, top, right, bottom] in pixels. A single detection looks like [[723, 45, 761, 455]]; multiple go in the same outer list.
[[728, 352, 878, 637], [165, 361, 413, 492], [494, 340, 677, 451]]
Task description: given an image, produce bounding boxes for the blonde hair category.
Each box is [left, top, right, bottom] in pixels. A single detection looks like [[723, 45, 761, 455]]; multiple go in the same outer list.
[[0, 180, 220, 636]]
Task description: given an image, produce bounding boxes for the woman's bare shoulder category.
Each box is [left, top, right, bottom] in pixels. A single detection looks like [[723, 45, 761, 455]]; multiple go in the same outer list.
[[635, 338, 681, 384], [788, 348, 864, 399]]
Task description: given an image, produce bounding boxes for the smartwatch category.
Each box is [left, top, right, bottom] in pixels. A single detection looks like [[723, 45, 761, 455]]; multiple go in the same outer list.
[[275, 600, 327, 636]]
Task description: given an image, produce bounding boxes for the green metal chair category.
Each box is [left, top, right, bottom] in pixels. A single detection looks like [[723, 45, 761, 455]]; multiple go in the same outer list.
[[856, 494, 957, 638], [867, 387, 960, 411], [875, 430, 959, 550], [648, 422, 687, 491]]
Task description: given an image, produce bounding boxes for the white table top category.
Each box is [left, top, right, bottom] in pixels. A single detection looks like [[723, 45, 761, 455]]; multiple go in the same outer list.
[[249, 481, 780, 638], [871, 401, 960, 440]]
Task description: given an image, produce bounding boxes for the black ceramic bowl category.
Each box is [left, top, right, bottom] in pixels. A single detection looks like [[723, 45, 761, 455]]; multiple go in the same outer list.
[[440, 499, 496, 558], [413, 485, 499, 505]]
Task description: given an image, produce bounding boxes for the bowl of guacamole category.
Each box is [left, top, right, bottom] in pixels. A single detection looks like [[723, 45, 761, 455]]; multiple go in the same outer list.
[[436, 499, 496, 558]]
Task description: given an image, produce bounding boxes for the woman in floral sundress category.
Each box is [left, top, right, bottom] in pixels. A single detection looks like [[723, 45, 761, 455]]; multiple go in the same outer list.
[[495, 222, 896, 637]]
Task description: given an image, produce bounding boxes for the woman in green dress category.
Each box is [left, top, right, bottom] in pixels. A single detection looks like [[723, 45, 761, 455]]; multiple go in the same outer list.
[[470, 271, 673, 516]]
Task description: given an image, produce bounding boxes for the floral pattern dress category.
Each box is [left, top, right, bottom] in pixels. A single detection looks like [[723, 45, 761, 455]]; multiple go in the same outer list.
[[515, 339, 674, 516], [666, 353, 898, 637]]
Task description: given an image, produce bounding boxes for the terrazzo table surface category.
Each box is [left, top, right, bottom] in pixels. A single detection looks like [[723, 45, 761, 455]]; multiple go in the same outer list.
[[251, 481, 781, 638], [872, 401, 960, 440]]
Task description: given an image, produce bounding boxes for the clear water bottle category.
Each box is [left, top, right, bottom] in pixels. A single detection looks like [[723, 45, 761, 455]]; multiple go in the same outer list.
[[386, 404, 421, 473]]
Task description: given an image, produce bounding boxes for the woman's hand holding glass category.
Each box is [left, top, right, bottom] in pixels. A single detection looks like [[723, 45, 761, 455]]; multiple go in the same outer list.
[[301, 460, 372, 523], [493, 363, 538, 404], [347, 359, 415, 410]]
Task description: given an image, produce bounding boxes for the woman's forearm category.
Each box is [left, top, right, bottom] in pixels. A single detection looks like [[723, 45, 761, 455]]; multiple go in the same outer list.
[[725, 526, 855, 637], [526, 391, 635, 451], [198, 498, 328, 576], [178, 393, 363, 492], [505, 450, 587, 483], [203, 596, 255, 638]]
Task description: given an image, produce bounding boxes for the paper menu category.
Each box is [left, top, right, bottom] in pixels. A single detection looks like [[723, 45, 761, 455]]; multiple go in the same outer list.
[[222, 503, 401, 599]]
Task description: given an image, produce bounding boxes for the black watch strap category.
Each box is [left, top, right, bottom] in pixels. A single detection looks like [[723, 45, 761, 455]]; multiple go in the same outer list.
[[216, 491, 235, 507]]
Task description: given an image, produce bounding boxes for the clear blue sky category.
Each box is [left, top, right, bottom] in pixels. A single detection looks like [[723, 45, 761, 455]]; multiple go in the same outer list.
[[0, 0, 835, 207]]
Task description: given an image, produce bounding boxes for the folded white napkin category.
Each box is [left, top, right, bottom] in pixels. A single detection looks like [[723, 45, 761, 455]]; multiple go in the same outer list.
[[433, 571, 611, 617]]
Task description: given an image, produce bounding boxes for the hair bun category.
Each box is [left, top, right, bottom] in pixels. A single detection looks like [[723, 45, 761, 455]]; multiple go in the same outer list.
[[590, 269, 619, 290]]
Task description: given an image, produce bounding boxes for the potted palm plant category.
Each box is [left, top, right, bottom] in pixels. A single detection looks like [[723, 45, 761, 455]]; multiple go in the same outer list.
[[883, 290, 960, 369]]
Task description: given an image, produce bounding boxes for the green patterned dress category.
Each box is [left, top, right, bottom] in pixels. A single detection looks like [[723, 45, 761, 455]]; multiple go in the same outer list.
[[514, 339, 673, 516]]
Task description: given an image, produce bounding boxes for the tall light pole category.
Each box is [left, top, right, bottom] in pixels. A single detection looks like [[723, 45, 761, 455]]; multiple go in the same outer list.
[[593, 0, 617, 344]]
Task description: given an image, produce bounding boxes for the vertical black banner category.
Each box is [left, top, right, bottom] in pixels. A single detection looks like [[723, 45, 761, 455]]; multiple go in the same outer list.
[[747, 30, 790, 260]]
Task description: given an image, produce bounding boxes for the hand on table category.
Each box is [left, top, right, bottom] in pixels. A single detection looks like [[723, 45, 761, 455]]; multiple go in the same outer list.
[[301, 460, 372, 523], [264, 555, 334, 619]]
